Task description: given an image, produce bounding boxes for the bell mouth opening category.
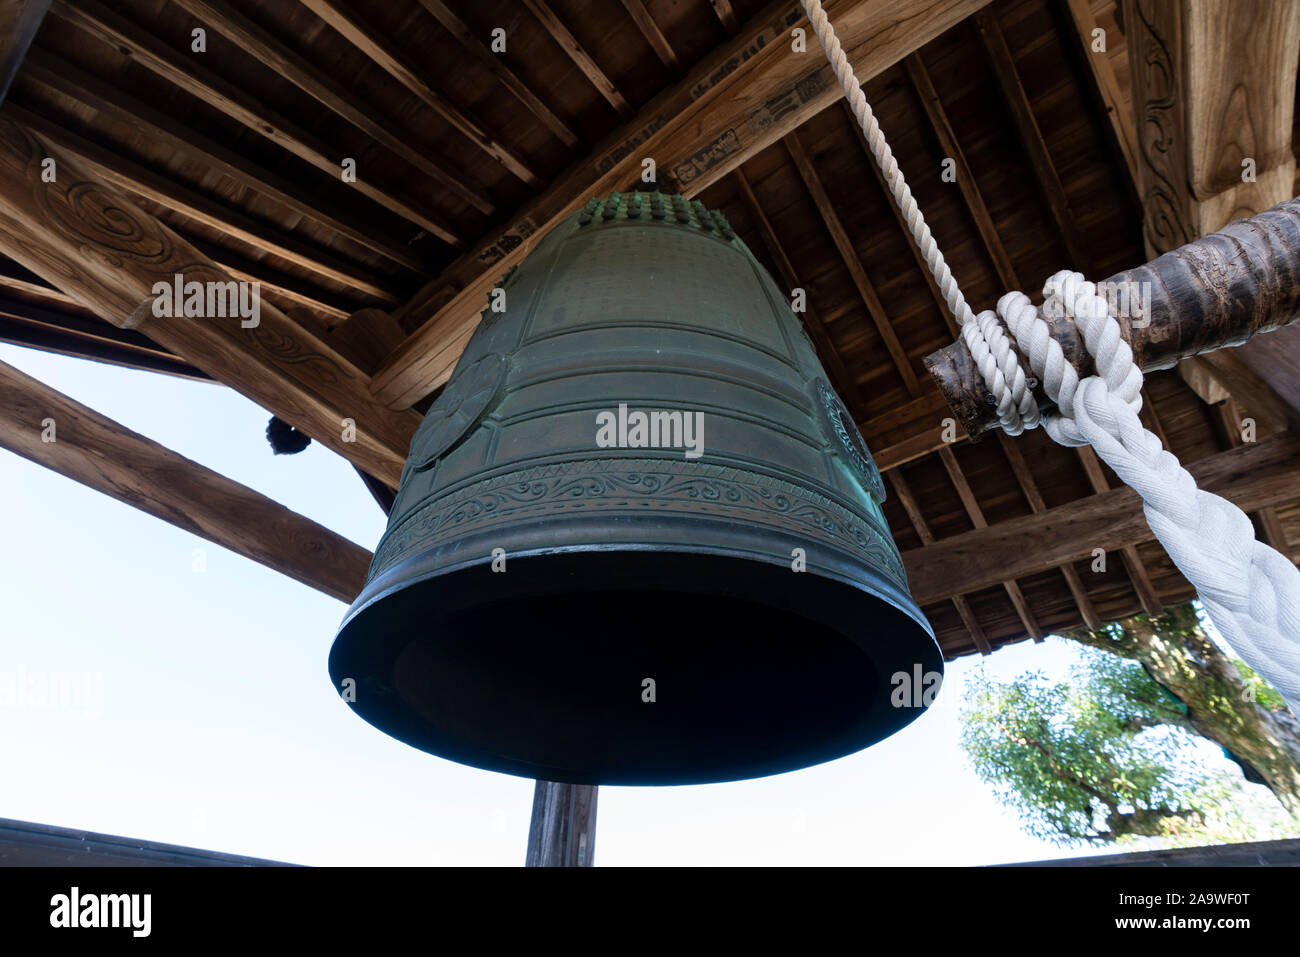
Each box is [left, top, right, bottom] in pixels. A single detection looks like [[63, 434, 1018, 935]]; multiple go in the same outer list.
[[330, 550, 940, 786]]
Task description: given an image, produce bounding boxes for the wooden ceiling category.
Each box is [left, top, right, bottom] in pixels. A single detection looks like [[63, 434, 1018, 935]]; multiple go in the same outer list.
[[1, 0, 1297, 660]]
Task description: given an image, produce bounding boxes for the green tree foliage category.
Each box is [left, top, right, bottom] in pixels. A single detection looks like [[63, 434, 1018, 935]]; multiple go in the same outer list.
[[961, 652, 1212, 844]]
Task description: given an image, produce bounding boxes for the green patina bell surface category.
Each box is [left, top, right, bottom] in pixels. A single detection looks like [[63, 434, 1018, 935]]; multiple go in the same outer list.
[[331, 191, 940, 785]]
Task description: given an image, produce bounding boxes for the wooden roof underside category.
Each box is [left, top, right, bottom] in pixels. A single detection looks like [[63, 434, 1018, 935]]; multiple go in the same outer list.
[[2, 0, 1298, 660]]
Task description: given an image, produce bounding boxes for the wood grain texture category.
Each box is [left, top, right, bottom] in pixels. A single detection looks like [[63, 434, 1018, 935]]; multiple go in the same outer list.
[[784, 130, 920, 396], [0, 0, 49, 103], [373, 0, 987, 408], [417, 0, 579, 148], [0, 118, 421, 484], [0, 357, 371, 602], [925, 197, 1300, 438], [904, 433, 1300, 605], [171, 0, 495, 216], [3, 101, 395, 309], [619, 0, 680, 71], [521, 0, 630, 118], [299, 0, 539, 186], [525, 781, 596, 867], [51, 0, 457, 254], [889, 467, 990, 654]]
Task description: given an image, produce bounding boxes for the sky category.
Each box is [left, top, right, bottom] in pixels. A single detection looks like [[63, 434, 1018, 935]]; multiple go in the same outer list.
[[0, 341, 1251, 866]]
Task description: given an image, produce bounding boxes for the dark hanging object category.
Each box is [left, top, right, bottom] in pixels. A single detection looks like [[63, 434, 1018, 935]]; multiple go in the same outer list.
[[266, 415, 311, 455], [330, 192, 940, 786]]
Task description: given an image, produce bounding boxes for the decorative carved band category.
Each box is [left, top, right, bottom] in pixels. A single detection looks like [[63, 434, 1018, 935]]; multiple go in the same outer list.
[[370, 457, 907, 589]]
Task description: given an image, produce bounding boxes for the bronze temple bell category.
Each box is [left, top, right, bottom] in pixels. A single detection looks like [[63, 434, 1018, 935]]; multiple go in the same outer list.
[[331, 192, 941, 785]]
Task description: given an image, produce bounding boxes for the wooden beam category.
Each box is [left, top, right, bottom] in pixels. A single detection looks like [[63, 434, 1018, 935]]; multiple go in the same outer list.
[[904, 52, 1020, 289], [889, 468, 991, 654], [416, 0, 579, 149], [0, 117, 421, 484], [904, 433, 1300, 605], [170, 0, 495, 215], [0, 293, 211, 381], [526, 781, 597, 867], [2, 100, 398, 308], [784, 131, 920, 396], [0, 357, 371, 602], [619, 0, 680, 72], [1127, 0, 1300, 257], [708, 0, 740, 34], [0, 0, 49, 103], [938, 446, 1043, 640], [1073, 445, 1163, 616], [299, 0, 538, 185], [841, 98, 958, 338], [1062, 0, 1138, 190], [1127, 0, 1300, 442], [996, 431, 1101, 631], [732, 167, 868, 420], [21, 51, 425, 274], [51, 0, 462, 251], [1217, 396, 1291, 560], [973, 7, 1092, 274], [372, 0, 987, 409], [522, 0, 630, 118]]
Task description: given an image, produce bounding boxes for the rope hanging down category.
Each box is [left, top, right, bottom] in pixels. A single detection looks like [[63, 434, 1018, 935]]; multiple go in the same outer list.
[[798, 0, 1300, 711]]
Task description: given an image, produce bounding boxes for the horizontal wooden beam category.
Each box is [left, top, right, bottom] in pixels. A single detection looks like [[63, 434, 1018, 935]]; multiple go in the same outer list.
[[372, 0, 988, 409], [0, 117, 421, 484], [0, 357, 371, 602], [902, 433, 1300, 605]]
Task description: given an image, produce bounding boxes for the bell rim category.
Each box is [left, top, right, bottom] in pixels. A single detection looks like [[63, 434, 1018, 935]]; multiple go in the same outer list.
[[330, 543, 942, 786]]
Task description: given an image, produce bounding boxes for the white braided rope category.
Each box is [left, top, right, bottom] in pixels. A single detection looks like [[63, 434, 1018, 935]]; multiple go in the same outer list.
[[800, 0, 1300, 710]]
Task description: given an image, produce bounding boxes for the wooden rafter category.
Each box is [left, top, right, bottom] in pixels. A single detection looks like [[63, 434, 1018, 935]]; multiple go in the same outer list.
[[415, 0, 579, 149], [372, 0, 986, 409], [0, 357, 371, 603], [889, 468, 991, 655], [974, 7, 1092, 274], [938, 446, 1043, 641], [731, 167, 868, 421], [1062, 0, 1138, 191], [904, 52, 1020, 288], [996, 432, 1101, 631], [297, 0, 539, 185], [1216, 397, 1292, 560], [840, 97, 958, 338], [521, 0, 630, 118], [0, 117, 420, 484], [783, 130, 920, 397], [708, 0, 740, 35], [51, 0, 463, 249], [170, 0, 495, 215], [904, 433, 1300, 606], [21, 51, 425, 273], [0, 0, 48, 103], [1073, 445, 1163, 617], [3, 101, 397, 310], [619, 0, 680, 71]]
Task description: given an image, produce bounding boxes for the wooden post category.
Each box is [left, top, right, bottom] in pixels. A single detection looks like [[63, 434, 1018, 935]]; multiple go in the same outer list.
[[525, 782, 597, 867], [924, 197, 1300, 439]]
